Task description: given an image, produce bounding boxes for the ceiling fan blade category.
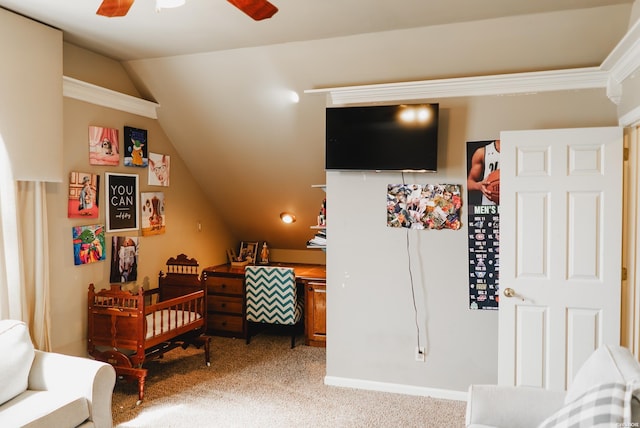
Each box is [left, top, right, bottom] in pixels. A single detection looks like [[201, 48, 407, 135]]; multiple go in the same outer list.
[[227, 0, 278, 21], [96, 0, 135, 17]]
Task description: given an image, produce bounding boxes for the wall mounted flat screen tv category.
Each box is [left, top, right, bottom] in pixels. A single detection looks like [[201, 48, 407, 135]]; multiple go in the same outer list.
[[325, 103, 439, 172]]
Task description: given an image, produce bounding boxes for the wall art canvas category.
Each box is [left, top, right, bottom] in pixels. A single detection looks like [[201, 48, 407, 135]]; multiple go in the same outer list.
[[72, 224, 106, 266], [387, 184, 462, 230], [466, 140, 500, 311], [105, 173, 139, 232], [68, 171, 99, 218], [123, 126, 148, 167], [110, 236, 139, 283], [141, 191, 165, 236], [148, 152, 170, 186], [89, 126, 120, 166]]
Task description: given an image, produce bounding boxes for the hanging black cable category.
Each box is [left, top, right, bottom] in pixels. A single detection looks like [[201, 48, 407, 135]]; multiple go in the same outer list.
[[402, 171, 421, 352]]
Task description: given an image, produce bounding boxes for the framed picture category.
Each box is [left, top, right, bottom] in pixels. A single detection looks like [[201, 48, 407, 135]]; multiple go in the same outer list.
[[148, 152, 170, 186], [72, 224, 106, 266], [140, 191, 165, 236], [89, 125, 119, 166], [239, 241, 259, 265], [226, 248, 238, 263], [68, 171, 99, 219], [123, 126, 148, 167], [110, 236, 139, 283], [105, 173, 139, 232]]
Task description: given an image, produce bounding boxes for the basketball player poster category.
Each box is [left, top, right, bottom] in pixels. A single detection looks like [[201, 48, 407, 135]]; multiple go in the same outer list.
[[466, 140, 500, 310]]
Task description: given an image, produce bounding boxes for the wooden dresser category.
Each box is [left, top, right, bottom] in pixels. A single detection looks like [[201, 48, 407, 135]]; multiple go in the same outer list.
[[201, 267, 246, 338], [202, 263, 326, 346]]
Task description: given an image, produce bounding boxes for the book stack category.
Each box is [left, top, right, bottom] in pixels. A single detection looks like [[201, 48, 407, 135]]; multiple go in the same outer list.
[[307, 229, 326, 248]]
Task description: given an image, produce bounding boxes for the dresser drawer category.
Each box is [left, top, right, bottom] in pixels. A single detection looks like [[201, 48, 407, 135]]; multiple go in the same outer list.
[[209, 314, 244, 334], [205, 276, 244, 295], [208, 295, 243, 314]]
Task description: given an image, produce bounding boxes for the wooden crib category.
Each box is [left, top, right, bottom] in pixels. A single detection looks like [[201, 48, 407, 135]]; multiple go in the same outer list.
[[87, 254, 211, 403]]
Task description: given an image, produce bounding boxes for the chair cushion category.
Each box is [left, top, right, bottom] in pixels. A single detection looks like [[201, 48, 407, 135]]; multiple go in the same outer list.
[[538, 381, 639, 428], [0, 390, 90, 428], [566, 345, 640, 404], [0, 320, 35, 405]]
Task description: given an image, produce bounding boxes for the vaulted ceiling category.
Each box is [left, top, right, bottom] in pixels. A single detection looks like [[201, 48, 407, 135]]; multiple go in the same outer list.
[[0, 0, 635, 249]]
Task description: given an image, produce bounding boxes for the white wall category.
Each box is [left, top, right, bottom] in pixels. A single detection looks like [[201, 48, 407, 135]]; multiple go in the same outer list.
[[326, 90, 619, 394], [0, 8, 63, 182]]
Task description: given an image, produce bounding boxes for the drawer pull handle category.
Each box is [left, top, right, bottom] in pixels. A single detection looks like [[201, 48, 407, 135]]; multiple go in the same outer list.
[[221, 303, 226, 308], [221, 284, 226, 289]]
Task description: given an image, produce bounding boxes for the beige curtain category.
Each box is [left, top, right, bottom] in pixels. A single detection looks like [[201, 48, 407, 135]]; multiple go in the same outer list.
[[0, 141, 23, 321], [16, 181, 51, 351]]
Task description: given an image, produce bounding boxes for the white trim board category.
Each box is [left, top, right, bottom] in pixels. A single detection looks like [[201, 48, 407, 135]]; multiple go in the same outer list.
[[305, 67, 608, 105], [63, 76, 160, 119], [324, 376, 468, 402]]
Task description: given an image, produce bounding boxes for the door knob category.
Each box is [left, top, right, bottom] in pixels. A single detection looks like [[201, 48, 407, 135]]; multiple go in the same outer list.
[[504, 287, 516, 298]]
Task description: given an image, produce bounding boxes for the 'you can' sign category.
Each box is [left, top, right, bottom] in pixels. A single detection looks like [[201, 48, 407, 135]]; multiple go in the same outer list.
[[105, 173, 139, 232]]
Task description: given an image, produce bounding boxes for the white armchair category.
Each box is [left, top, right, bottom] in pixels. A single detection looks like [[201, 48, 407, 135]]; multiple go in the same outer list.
[[466, 345, 640, 428], [0, 320, 116, 428]]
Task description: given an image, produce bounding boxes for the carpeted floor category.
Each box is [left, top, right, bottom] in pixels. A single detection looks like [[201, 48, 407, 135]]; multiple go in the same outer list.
[[112, 334, 466, 427]]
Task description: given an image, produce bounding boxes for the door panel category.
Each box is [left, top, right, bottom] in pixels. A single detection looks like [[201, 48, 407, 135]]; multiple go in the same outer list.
[[516, 192, 549, 278], [515, 305, 547, 387]]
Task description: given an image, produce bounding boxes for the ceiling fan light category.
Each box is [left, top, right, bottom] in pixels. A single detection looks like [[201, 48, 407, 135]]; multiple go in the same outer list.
[[156, 0, 186, 10]]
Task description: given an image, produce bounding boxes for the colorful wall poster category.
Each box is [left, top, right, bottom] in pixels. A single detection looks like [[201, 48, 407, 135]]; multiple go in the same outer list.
[[123, 126, 148, 167], [148, 152, 170, 186], [105, 173, 139, 232], [72, 224, 106, 266], [88, 126, 120, 166], [387, 184, 462, 230], [68, 171, 99, 218], [141, 191, 165, 236], [466, 140, 500, 310], [110, 236, 139, 283]]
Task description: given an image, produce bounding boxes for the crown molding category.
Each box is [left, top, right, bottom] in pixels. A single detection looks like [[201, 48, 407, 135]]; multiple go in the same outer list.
[[63, 76, 160, 119], [304, 67, 608, 105], [620, 104, 640, 128], [305, 18, 640, 107], [601, 17, 640, 85], [601, 18, 640, 106]]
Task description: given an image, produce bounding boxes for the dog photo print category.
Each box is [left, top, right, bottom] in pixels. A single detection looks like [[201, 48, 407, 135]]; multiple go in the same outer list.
[[89, 125, 119, 166], [141, 191, 166, 236]]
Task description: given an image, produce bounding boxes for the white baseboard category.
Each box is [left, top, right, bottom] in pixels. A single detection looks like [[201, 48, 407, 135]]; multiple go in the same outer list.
[[324, 375, 468, 401]]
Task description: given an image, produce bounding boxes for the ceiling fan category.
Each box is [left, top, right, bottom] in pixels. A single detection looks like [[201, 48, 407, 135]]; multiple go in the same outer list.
[[96, 0, 278, 21]]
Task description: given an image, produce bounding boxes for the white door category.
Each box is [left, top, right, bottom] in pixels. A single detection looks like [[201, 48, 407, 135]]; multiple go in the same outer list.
[[498, 127, 623, 390]]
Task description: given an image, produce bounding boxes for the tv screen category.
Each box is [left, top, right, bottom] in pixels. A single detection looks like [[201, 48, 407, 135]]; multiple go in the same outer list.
[[325, 103, 439, 172]]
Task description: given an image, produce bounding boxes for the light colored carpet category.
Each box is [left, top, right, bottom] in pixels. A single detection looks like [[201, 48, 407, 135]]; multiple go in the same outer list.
[[112, 334, 466, 427]]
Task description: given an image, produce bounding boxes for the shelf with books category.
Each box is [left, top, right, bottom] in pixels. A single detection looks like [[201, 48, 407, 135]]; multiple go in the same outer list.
[[307, 184, 326, 250]]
